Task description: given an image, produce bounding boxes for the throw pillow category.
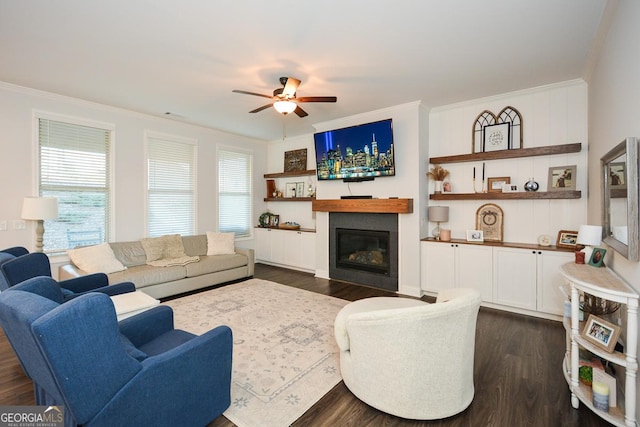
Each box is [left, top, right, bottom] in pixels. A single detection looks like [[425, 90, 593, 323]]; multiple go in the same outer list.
[[140, 234, 187, 262], [67, 243, 127, 274], [206, 232, 235, 255]]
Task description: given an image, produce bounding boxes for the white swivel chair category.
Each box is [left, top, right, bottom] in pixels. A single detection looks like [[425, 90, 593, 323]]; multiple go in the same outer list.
[[334, 288, 481, 420]]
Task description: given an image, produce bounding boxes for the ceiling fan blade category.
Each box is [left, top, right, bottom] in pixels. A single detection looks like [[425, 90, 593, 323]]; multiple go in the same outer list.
[[232, 89, 273, 99], [249, 103, 274, 113], [294, 106, 309, 117], [282, 77, 301, 97], [296, 96, 337, 103]]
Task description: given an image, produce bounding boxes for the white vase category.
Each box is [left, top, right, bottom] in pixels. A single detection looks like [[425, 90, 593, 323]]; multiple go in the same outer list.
[[434, 180, 443, 194]]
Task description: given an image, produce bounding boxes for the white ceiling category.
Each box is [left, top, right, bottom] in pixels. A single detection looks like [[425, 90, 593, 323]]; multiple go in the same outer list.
[[0, 0, 608, 141]]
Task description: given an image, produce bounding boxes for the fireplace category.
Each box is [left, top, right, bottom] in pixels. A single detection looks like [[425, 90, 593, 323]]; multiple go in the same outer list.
[[329, 212, 398, 291]]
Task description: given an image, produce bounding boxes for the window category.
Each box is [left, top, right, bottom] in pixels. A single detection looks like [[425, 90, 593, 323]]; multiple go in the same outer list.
[[218, 148, 252, 238], [38, 115, 112, 252], [146, 133, 196, 237]]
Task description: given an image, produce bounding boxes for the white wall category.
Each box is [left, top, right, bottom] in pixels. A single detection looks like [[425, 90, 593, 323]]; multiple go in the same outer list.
[[428, 80, 588, 244], [587, 0, 640, 420], [266, 101, 425, 296], [0, 82, 268, 255]]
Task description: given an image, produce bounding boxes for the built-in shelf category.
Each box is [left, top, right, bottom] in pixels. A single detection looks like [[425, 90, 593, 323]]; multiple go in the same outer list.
[[264, 170, 316, 178], [429, 143, 582, 164], [421, 237, 574, 253], [264, 197, 315, 202], [312, 198, 413, 214], [430, 190, 581, 200]]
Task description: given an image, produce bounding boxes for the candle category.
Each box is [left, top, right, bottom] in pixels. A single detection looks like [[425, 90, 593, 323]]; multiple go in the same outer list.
[[592, 381, 609, 412], [473, 167, 476, 179], [440, 229, 451, 242], [482, 163, 485, 180]]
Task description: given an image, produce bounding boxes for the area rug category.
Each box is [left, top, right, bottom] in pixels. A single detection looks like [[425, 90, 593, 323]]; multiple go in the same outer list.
[[163, 278, 348, 427]]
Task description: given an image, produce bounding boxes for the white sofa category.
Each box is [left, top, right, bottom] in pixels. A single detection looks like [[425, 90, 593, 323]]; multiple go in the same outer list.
[[60, 234, 254, 299], [334, 288, 482, 420]]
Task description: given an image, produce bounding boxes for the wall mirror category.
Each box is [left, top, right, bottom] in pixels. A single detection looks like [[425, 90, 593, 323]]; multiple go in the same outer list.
[[601, 137, 639, 261]]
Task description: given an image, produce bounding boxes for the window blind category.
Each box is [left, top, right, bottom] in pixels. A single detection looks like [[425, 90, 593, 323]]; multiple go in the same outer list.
[[147, 136, 196, 237], [38, 117, 111, 252], [218, 149, 252, 238]]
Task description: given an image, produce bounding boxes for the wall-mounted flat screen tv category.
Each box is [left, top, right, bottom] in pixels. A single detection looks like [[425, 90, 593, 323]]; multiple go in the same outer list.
[[314, 118, 395, 182]]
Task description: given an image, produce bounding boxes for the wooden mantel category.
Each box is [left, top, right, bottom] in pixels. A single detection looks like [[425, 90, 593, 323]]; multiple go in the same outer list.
[[312, 198, 413, 214]]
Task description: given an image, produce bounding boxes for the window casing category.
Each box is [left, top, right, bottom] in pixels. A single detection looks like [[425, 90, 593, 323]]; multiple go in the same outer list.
[[146, 133, 197, 237], [218, 148, 252, 238], [37, 115, 112, 252]]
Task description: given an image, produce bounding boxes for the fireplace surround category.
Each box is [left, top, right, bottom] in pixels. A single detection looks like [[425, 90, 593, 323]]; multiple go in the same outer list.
[[329, 212, 398, 291]]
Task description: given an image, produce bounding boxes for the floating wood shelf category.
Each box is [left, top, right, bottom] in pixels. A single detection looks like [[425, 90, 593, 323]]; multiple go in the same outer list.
[[312, 198, 413, 213], [264, 170, 316, 178], [429, 143, 582, 164], [430, 191, 581, 200], [264, 197, 315, 202]]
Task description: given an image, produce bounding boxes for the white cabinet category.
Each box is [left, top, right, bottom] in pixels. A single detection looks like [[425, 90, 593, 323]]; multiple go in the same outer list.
[[493, 246, 572, 315], [561, 262, 638, 427], [255, 227, 316, 273], [421, 241, 493, 302]]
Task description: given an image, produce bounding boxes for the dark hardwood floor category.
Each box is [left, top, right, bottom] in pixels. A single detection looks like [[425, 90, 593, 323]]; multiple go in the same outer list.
[[0, 264, 608, 426]]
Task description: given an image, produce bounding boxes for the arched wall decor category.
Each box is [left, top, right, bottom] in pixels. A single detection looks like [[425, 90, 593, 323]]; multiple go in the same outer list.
[[472, 106, 523, 153]]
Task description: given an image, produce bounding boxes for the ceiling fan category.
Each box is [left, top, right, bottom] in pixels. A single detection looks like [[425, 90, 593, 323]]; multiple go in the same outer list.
[[232, 76, 337, 117]]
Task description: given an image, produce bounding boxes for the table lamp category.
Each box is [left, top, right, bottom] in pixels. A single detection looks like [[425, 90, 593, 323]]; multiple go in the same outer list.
[[577, 224, 602, 263], [428, 206, 449, 240], [21, 197, 58, 252]]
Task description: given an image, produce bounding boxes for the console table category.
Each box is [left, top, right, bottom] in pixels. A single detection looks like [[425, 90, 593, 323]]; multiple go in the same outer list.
[[560, 262, 638, 427]]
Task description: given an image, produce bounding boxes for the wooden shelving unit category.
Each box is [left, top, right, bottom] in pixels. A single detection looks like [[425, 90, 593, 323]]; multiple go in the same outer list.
[[264, 197, 315, 202], [264, 170, 316, 179], [429, 143, 581, 164], [430, 190, 581, 201]]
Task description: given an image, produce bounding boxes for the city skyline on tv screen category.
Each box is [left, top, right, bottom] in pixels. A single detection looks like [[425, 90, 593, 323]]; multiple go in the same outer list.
[[314, 119, 394, 180]]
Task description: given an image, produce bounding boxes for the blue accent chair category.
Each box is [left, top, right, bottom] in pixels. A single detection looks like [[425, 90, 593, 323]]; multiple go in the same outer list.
[[0, 277, 233, 427], [0, 252, 135, 299]]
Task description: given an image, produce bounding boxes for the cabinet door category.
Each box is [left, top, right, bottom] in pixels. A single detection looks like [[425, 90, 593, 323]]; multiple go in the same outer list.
[[298, 232, 316, 272], [493, 247, 537, 310], [537, 250, 573, 315], [457, 244, 493, 302], [269, 229, 287, 265], [254, 228, 272, 261], [421, 241, 455, 292]]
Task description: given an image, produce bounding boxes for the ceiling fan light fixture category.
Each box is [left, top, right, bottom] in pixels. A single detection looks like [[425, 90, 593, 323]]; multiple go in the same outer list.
[[273, 100, 297, 114]]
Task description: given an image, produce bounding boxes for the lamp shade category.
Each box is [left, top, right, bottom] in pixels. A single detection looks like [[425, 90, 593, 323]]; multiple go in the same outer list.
[[273, 100, 297, 114], [21, 197, 58, 220], [577, 224, 602, 246], [428, 206, 449, 222]]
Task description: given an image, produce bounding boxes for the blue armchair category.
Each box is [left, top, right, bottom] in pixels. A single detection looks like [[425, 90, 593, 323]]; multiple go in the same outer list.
[[0, 252, 135, 299], [0, 277, 233, 427]]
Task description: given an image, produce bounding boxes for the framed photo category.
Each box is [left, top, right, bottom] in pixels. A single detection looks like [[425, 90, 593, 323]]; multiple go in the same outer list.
[[589, 247, 607, 267], [296, 182, 305, 198], [284, 149, 307, 172], [556, 230, 578, 249], [269, 214, 280, 228], [476, 203, 503, 242], [609, 161, 626, 188], [483, 123, 510, 152], [581, 314, 621, 353], [488, 176, 510, 193], [285, 182, 297, 198], [466, 230, 484, 242], [502, 184, 519, 193], [548, 165, 577, 191]]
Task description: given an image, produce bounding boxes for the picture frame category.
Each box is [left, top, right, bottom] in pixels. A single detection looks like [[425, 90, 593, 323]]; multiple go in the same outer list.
[[610, 161, 626, 188], [284, 149, 307, 173], [475, 203, 503, 242], [466, 230, 484, 242], [556, 230, 578, 249], [269, 214, 280, 228], [501, 184, 519, 193], [488, 176, 510, 193], [296, 182, 305, 198], [581, 314, 621, 353], [285, 182, 297, 198], [547, 165, 577, 191], [483, 123, 510, 152], [589, 247, 607, 267]]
